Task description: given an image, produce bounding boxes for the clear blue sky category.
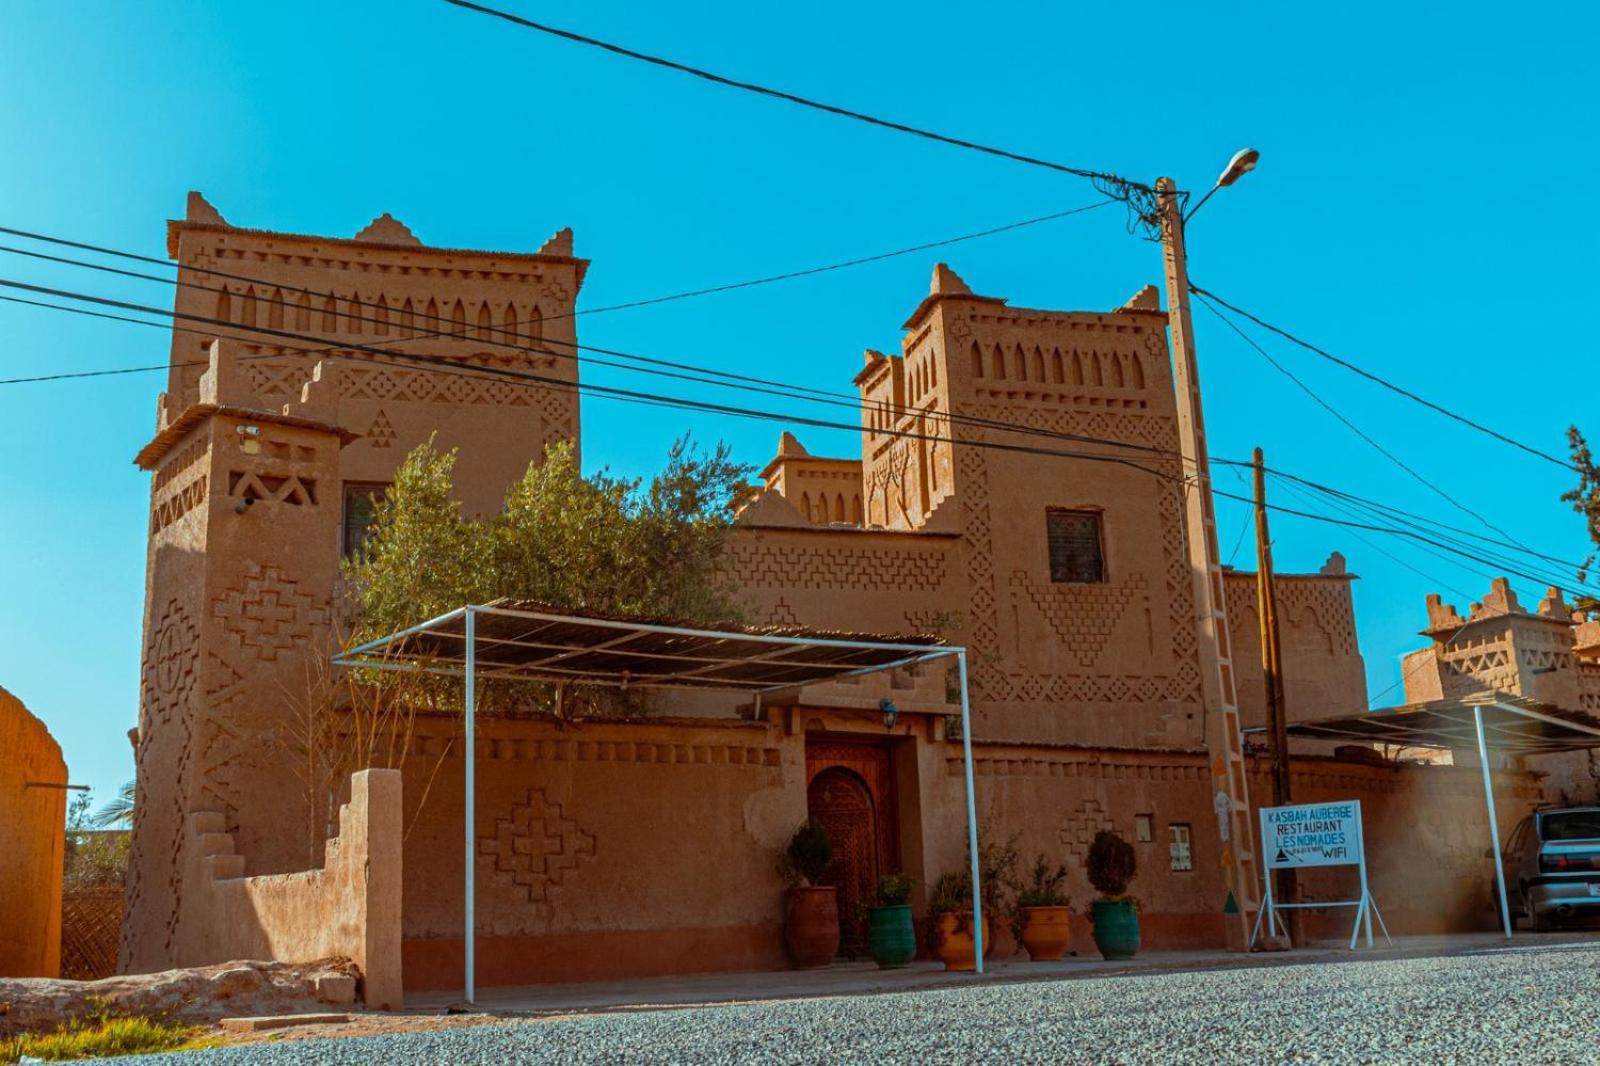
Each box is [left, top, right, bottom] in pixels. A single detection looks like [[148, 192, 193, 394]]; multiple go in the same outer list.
[[2, 2, 1594, 807]]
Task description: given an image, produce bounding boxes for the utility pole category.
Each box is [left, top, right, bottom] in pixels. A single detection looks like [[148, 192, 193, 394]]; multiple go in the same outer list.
[[1253, 446, 1297, 941], [1158, 176, 1260, 951]]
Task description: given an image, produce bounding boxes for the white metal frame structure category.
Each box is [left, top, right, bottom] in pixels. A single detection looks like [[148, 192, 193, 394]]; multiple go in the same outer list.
[[1257, 694, 1600, 940], [334, 602, 986, 1004]]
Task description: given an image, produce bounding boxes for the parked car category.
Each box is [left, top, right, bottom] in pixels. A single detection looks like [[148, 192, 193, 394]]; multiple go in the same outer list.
[[1500, 807, 1600, 931]]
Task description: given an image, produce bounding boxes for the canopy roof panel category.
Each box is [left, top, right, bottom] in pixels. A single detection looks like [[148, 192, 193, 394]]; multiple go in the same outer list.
[[1257, 695, 1600, 755], [332, 600, 952, 693]]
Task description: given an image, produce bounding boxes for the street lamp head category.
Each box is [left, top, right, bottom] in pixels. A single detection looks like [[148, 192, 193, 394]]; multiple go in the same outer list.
[[1216, 148, 1260, 188]]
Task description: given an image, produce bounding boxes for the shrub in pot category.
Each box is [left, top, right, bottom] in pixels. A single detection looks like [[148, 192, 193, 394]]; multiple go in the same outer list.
[[866, 872, 917, 969], [1012, 855, 1073, 962], [780, 821, 837, 968], [1086, 829, 1140, 960], [926, 871, 988, 972]]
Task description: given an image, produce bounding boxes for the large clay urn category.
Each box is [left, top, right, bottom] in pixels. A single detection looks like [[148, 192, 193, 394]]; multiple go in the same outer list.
[[930, 911, 992, 972], [785, 886, 840, 968], [1018, 906, 1072, 962]]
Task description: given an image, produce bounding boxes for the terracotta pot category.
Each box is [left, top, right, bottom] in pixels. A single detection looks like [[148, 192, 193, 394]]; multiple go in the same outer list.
[[1019, 905, 1072, 961], [930, 911, 992, 972], [784, 886, 840, 968]]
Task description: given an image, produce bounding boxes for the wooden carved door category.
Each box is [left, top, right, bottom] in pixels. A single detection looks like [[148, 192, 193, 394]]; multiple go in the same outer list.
[[806, 740, 899, 958]]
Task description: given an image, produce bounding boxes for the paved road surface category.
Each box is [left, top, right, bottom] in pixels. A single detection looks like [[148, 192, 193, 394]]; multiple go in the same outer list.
[[101, 940, 1600, 1064]]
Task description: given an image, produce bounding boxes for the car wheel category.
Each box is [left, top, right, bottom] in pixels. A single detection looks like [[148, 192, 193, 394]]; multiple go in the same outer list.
[[1527, 895, 1552, 933]]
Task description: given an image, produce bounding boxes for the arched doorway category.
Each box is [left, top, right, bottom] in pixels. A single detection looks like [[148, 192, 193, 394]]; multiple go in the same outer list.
[[805, 740, 900, 957]]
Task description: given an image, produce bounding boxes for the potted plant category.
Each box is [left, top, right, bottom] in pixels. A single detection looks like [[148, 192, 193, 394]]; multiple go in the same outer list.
[[779, 820, 837, 968], [926, 831, 1017, 971], [1086, 829, 1140, 960], [926, 871, 985, 971], [1013, 855, 1073, 962], [867, 872, 917, 969]]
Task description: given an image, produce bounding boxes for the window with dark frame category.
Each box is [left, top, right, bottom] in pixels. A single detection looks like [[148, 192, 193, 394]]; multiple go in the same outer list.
[[1046, 508, 1105, 583], [341, 481, 389, 557]]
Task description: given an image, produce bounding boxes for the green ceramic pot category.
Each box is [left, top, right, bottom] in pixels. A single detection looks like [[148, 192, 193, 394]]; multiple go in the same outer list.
[[1091, 899, 1141, 960], [867, 904, 917, 968]]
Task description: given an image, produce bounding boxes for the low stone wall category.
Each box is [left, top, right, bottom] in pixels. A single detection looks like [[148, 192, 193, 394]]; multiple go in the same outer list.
[[173, 769, 402, 1008]]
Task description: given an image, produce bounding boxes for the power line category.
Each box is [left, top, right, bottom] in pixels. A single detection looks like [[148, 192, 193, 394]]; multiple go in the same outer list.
[[0, 221, 1205, 466], [5, 244, 1589, 587], [1, 201, 1112, 330], [578, 202, 1116, 316], [1, 207, 1188, 461], [1191, 283, 1578, 473], [440, 1, 1155, 201], [1195, 291, 1537, 552], [3, 271, 1588, 601], [1265, 466, 1595, 578]]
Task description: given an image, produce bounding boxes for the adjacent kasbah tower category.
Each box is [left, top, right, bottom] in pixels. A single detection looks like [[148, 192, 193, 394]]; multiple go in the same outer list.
[[122, 194, 586, 972], [732, 265, 1368, 940], [1402, 578, 1600, 798], [742, 265, 1366, 743]]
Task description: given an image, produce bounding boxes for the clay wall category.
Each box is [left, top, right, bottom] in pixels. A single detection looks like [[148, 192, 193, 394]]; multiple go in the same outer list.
[[396, 714, 797, 990], [1247, 757, 1542, 938], [1223, 567, 1369, 728], [0, 686, 66, 977], [173, 770, 402, 1008], [765, 456, 864, 526], [165, 196, 583, 518]]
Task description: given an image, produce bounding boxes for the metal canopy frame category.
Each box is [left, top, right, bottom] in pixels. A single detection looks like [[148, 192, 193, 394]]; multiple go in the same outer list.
[[334, 602, 986, 1004], [1262, 694, 1600, 940]]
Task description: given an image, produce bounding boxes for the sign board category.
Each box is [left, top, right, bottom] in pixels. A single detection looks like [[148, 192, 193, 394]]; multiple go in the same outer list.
[[1251, 798, 1388, 950], [1260, 800, 1362, 870]]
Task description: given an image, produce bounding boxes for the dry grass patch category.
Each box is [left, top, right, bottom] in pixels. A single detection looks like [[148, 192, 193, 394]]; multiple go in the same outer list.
[[0, 1013, 218, 1062]]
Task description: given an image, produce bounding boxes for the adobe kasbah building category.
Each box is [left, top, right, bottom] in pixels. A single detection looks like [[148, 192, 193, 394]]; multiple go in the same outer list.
[[122, 194, 1597, 1000]]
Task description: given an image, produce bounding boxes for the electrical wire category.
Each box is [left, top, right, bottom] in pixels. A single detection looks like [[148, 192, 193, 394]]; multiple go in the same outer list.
[[2, 271, 1588, 602], [4, 232, 1587, 590], [440, 0, 1154, 198], [1191, 283, 1578, 473], [1195, 290, 1540, 554]]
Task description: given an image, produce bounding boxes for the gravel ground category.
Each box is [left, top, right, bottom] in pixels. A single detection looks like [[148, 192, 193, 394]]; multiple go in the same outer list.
[[99, 940, 1600, 1065]]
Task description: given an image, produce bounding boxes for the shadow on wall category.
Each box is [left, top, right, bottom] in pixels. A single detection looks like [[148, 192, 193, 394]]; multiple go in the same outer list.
[[0, 685, 67, 978]]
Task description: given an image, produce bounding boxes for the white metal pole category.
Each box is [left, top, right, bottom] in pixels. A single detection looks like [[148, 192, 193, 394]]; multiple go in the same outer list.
[[464, 606, 477, 1003], [1475, 705, 1513, 939], [957, 650, 984, 974]]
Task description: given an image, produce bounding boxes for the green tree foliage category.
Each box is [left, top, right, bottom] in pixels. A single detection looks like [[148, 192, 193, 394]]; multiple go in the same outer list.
[[63, 785, 131, 890], [1563, 426, 1599, 607], [91, 780, 135, 829], [341, 435, 752, 716], [1086, 829, 1137, 899]]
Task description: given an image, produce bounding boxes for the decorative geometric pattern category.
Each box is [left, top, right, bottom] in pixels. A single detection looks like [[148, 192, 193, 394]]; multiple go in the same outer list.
[[366, 408, 396, 448], [60, 886, 124, 980], [479, 788, 596, 903], [143, 599, 199, 726], [226, 471, 316, 506], [955, 408, 1202, 706], [212, 562, 330, 661], [1058, 797, 1115, 861], [725, 542, 947, 592], [1011, 570, 1148, 667]]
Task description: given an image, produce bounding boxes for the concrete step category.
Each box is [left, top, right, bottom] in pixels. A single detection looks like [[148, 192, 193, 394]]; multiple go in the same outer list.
[[198, 832, 236, 856], [209, 853, 245, 880]]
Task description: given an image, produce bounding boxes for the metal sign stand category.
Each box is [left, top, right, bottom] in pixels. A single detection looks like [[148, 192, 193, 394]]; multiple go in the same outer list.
[[1249, 800, 1391, 950]]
